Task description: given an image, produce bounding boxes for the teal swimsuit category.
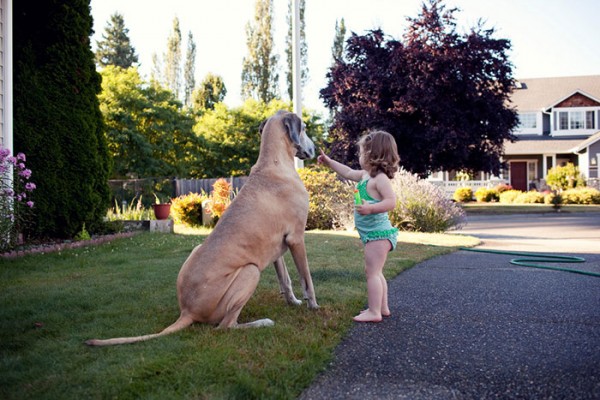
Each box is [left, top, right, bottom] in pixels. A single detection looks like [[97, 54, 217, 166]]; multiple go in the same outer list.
[[354, 179, 398, 251]]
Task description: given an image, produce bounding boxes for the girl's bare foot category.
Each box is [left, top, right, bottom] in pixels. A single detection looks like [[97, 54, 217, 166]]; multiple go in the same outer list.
[[360, 309, 391, 317], [353, 309, 382, 323]]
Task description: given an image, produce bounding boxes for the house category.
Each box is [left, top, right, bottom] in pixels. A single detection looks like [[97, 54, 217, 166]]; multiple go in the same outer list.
[[505, 75, 600, 191], [429, 75, 600, 195]]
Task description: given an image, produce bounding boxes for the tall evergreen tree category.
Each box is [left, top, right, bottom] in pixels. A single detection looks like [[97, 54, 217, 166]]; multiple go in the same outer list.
[[285, 0, 308, 101], [13, 0, 111, 238], [241, 0, 279, 102], [331, 18, 347, 64], [183, 31, 197, 108], [164, 17, 183, 100], [95, 12, 138, 68]]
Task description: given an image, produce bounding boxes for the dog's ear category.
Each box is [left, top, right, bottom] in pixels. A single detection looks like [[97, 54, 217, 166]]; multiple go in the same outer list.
[[283, 113, 302, 146], [258, 118, 268, 136]]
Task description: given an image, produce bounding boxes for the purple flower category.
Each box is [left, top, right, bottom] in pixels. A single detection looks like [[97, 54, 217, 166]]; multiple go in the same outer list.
[[26, 201, 34, 208], [19, 169, 32, 179], [17, 153, 26, 162], [25, 182, 36, 191]]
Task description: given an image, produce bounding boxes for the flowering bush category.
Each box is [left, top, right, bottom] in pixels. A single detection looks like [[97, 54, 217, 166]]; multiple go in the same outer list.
[[390, 169, 466, 233], [204, 178, 232, 220], [474, 187, 499, 202], [298, 168, 354, 230], [1, 147, 36, 252], [453, 187, 473, 202]]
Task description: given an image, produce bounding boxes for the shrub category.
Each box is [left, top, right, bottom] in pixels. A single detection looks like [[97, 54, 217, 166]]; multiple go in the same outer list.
[[204, 178, 232, 220], [390, 169, 465, 233], [545, 163, 586, 191], [515, 191, 544, 204], [298, 168, 353, 230], [474, 187, 499, 202], [561, 187, 600, 204], [171, 192, 209, 227], [453, 187, 473, 202], [499, 190, 522, 204]]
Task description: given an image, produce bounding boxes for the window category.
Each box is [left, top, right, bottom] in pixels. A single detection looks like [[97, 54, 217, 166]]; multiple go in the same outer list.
[[518, 113, 537, 129], [586, 111, 596, 129], [555, 109, 597, 132], [570, 111, 584, 129], [559, 112, 569, 130]]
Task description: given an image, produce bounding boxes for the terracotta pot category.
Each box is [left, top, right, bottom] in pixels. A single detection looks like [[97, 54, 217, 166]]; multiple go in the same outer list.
[[153, 203, 171, 220]]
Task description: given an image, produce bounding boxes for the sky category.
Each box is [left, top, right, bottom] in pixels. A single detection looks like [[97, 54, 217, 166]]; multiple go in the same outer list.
[[90, 0, 600, 114]]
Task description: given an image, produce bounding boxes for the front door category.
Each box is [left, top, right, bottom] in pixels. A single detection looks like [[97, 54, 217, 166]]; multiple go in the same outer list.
[[510, 162, 527, 191]]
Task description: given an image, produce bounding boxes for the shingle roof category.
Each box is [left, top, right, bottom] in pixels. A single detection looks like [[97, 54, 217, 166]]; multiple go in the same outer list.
[[510, 75, 600, 112], [503, 135, 598, 155]]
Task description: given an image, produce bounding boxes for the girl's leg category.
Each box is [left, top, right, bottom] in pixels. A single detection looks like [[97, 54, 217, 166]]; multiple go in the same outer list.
[[353, 240, 391, 322]]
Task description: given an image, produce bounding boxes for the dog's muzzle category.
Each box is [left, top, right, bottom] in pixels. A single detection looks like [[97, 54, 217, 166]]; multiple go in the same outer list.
[[295, 133, 315, 160]]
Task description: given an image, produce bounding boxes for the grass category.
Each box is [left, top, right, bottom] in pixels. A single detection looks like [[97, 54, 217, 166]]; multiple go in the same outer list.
[[0, 229, 478, 400]]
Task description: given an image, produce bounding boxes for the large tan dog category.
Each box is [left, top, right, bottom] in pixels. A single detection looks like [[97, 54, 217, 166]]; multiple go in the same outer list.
[[86, 110, 319, 346]]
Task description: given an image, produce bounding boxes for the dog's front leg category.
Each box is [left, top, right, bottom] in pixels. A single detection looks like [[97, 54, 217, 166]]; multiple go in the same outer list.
[[287, 236, 319, 309], [273, 257, 302, 306]]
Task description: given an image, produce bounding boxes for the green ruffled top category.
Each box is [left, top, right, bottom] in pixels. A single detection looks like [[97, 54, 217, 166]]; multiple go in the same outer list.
[[354, 179, 398, 248]]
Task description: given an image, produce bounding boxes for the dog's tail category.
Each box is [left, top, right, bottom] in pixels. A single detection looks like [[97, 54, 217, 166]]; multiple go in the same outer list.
[[85, 314, 194, 347]]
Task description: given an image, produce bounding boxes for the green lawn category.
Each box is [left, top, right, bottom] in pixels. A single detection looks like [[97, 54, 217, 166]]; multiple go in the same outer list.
[[0, 229, 478, 399]]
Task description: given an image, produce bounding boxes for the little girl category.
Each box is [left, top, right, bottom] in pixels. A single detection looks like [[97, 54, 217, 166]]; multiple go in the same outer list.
[[318, 130, 400, 322]]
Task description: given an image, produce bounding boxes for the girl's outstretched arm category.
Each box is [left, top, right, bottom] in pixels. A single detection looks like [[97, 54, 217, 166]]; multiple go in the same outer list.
[[317, 149, 364, 182]]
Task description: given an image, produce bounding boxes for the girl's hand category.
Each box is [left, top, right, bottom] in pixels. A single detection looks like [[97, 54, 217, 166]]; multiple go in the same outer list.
[[317, 148, 330, 166], [355, 200, 372, 215]]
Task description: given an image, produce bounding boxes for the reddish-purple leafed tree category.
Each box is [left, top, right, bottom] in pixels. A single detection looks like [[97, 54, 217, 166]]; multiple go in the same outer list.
[[320, 0, 518, 176]]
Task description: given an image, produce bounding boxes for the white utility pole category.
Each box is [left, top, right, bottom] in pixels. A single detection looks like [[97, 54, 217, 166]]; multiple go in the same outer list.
[[292, 0, 303, 169]]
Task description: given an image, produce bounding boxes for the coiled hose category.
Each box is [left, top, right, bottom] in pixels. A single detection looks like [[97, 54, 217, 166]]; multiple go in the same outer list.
[[460, 248, 600, 278]]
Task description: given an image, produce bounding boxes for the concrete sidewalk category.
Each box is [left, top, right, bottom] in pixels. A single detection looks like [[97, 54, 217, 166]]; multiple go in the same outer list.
[[300, 213, 600, 399]]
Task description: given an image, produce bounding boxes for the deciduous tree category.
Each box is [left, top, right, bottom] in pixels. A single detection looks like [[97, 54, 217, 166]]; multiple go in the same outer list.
[[321, 0, 518, 176]]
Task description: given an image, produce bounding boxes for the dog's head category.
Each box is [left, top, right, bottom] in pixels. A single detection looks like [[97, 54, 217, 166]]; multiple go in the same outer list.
[[260, 111, 315, 160]]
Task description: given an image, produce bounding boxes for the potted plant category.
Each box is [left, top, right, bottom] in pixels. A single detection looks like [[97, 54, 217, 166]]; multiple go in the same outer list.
[[152, 193, 171, 220]]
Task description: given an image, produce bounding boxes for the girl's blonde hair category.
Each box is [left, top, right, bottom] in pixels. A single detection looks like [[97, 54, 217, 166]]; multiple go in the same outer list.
[[357, 130, 400, 179]]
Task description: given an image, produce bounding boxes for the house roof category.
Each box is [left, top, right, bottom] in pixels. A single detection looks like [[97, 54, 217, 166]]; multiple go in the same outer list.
[[511, 75, 600, 112], [503, 134, 600, 155]]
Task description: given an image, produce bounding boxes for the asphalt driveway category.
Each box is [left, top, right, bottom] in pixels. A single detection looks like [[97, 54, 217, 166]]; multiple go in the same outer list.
[[300, 212, 600, 399]]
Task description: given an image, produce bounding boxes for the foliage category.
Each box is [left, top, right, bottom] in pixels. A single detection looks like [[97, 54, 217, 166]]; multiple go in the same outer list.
[[192, 73, 227, 111], [95, 12, 138, 68], [193, 99, 326, 178], [204, 178, 233, 220], [74, 223, 92, 241], [241, 0, 279, 102], [515, 191, 544, 204], [495, 183, 513, 193], [0, 149, 36, 252], [298, 168, 354, 230], [545, 162, 586, 191], [331, 18, 347, 65], [285, 0, 309, 101], [474, 187, 499, 202], [183, 31, 197, 107], [390, 169, 466, 232], [98, 66, 200, 178], [105, 196, 154, 221], [561, 187, 600, 204], [164, 17, 183, 99], [13, 0, 111, 239], [0, 231, 464, 399], [170, 192, 209, 226], [453, 187, 473, 202], [499, 189, 522, 204], [320, 0, 517, 176]]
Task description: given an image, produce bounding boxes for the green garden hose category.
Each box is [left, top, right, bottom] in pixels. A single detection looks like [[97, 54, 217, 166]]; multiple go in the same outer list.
[[460, 248, 600, 278]]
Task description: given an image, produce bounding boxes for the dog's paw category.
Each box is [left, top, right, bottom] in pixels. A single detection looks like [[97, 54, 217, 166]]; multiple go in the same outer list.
[[287, 298, 302, 306], [307, 300, 320, 310]]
